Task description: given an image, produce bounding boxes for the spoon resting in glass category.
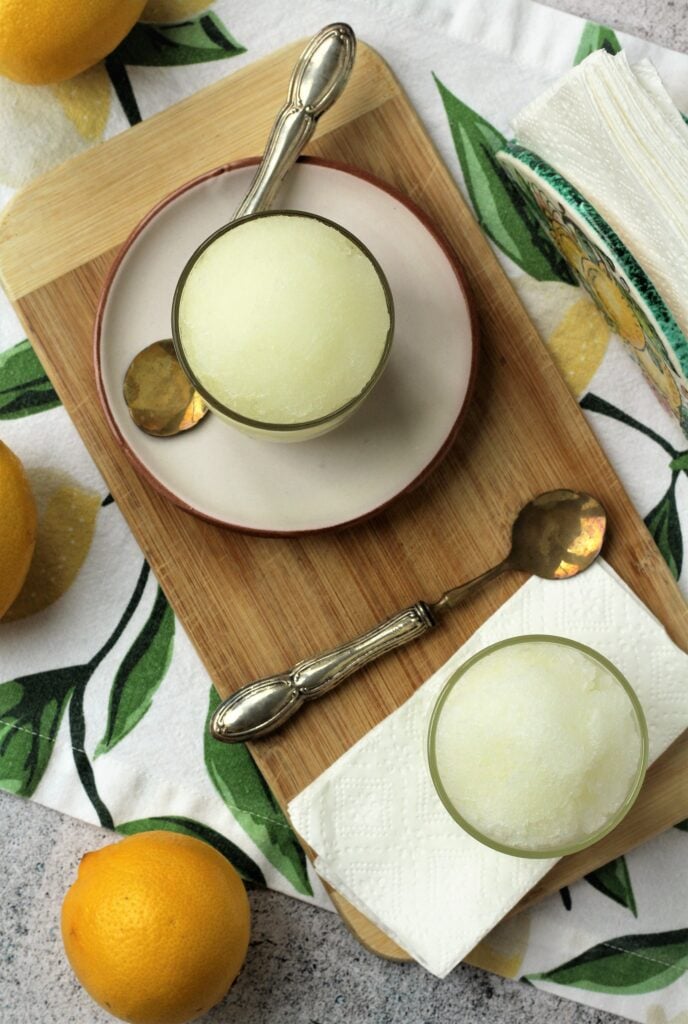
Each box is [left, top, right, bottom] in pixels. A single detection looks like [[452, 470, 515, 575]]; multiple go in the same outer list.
[[210, 489, 607, 743]]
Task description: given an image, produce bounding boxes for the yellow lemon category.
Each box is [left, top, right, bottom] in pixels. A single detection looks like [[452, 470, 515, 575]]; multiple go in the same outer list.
[[61, 831, 251, 1024], [0, 0, 147, 85], [0, 439, 37, 619]]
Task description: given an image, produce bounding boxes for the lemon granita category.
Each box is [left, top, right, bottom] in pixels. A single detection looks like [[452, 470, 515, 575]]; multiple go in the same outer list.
[[429, 638, 646, 856], [176, 213, 392, 435]]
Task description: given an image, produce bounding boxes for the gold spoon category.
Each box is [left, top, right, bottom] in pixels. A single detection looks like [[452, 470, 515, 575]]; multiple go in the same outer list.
[[211, 489, 607, 743], [123, 23, 356, 438], [123, 340, 208, 437]]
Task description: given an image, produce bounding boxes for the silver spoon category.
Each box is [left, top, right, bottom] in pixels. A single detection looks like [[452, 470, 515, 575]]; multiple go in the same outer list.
[[210, 489, 607, 743], [123, 23, 357, 437]]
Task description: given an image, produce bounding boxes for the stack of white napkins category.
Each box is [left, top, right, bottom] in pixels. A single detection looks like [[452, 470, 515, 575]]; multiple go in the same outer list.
[[288, 561, 688, 978], [512, 49, 688, 338]]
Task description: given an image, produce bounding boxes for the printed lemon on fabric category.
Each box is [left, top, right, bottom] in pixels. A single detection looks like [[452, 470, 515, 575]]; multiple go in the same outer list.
[[466, 914, 532, 979], [516, 276, 610, 397], [3, 470, 100, 622]]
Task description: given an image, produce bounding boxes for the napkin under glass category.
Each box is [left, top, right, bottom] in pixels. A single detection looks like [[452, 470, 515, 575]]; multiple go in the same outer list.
[[288, 560, 688, 978]]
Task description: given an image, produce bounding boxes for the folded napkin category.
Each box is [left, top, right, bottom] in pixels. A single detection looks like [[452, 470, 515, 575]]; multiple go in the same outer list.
[[511, 49, 688, 339], [288, 561, 688, 978]]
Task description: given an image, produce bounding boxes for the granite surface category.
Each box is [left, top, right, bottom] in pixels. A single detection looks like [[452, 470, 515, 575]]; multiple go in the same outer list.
[[1, 797, 624, 1024], [543, 0, 688, 51], [2, 2, 687, 1023]]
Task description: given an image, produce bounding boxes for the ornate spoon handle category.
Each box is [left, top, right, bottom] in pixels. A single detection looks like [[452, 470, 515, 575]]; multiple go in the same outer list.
[[211, 603, 436, 742], [234, 23, 356, 219], [210, 561, 510, 743]]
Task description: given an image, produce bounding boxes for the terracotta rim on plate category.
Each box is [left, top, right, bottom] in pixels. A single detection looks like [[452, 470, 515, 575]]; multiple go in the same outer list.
[[93, 155, 480, 535]]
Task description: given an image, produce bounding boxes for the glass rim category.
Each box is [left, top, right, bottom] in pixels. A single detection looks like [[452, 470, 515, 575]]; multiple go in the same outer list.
[[171, 209, 395, 433], [426, 634, 649, 859]]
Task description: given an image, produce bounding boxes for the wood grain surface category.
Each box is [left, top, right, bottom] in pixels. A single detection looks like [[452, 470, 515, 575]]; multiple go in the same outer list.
[[1, 38, 686, 964]]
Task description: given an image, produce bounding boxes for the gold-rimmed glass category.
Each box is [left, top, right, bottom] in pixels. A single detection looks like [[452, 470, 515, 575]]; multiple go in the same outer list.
[[427, 635, 648, 859]]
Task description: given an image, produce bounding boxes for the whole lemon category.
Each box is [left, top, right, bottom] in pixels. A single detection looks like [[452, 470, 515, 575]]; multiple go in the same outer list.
[[0, 439, 37, 618], [0, 0, 147, 85], [61, 831, 251, 1024]]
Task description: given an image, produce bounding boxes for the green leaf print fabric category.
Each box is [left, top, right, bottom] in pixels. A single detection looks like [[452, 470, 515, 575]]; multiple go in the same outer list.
[[0, 669, 78, 796], [204, 689, 313, 896], [573, 23, 621, 64], [1, 4, 688, 1024], [433, 75, 576, 284], [105, 11, 245, 127], [112, 13, 245, 67], [527, 930, 688, 995], [645, 482, 683, 579], [0, 340, 60, 420], [585, 857, 638, 916], [95, 587, 175, 757]]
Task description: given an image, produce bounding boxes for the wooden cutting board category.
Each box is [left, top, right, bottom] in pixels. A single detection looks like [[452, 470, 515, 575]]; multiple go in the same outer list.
[[1, 38, 687, 964]]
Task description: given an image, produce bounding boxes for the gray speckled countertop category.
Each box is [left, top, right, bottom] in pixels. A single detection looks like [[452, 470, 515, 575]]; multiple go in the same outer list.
[[2, 3, 688, 1023]]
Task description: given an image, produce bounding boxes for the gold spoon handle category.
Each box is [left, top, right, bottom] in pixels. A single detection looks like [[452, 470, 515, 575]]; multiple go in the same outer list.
[[235, 24, 356, 219], [430, 559, 510, 616]]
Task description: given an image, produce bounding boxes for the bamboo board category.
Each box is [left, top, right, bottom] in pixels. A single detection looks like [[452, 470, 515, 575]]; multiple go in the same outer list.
[[1, 39, 687, 964]]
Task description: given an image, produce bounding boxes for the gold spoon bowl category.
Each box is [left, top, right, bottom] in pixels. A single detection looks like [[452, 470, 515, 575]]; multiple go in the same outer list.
[[123, 340, 208, 438]]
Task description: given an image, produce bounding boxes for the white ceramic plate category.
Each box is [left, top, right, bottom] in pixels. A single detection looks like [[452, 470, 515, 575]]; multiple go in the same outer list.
[[95, 158, 477, 533]]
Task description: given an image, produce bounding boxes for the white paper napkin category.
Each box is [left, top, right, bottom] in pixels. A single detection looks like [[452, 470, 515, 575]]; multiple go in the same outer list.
[[288, 560, 688, 978], [511, 49, 688, 339]]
